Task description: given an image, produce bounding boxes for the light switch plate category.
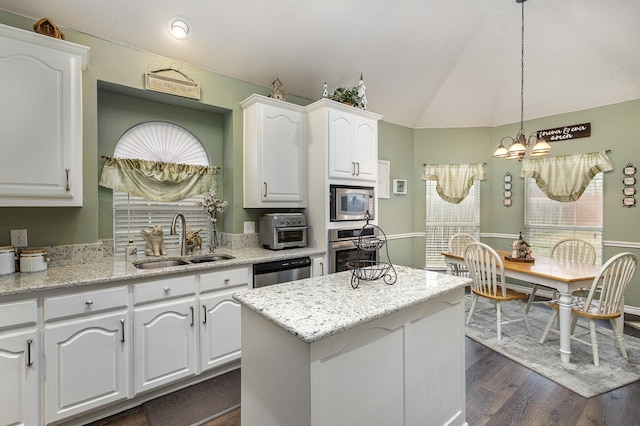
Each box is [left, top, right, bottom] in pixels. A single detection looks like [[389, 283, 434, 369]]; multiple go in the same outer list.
[[243, 221, 255, 234], [11, 229, 28, 247]]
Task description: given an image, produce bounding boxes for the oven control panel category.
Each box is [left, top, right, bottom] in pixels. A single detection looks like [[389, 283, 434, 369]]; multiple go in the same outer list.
[[261, 213, 306, 228]]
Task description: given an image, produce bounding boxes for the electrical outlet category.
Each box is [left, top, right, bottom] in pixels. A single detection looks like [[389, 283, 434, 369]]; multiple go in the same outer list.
[[11, 229, 28, 247], [243, 221, 255, 234]]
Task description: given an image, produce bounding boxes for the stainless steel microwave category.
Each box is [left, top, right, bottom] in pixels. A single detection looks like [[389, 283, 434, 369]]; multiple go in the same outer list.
[[330, 185, 375, 222]]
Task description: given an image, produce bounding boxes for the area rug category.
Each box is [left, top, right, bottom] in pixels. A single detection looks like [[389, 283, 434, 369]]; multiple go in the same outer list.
[[465, 298, 640, 398], [143, 369, 240, 426]]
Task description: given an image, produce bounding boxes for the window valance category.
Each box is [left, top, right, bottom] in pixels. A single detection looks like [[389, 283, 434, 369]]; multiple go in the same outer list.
[[99, 156, 219, 202], [521, 151, 612, 202], [422, 163, 486, 204]]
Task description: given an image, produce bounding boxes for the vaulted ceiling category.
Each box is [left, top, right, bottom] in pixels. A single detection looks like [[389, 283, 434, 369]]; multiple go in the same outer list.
[[2, 0, 640, 128]]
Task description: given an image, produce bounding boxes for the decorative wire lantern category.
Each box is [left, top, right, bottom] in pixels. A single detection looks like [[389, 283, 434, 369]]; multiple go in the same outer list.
[[346, 213, 397, 289]]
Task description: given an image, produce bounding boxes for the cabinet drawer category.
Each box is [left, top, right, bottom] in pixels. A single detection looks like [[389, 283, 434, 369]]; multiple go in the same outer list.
[[134, 275, 197, 305], [200, 266, 250, 292], [0, 299, 37, 329], [45, 287, 128, 321]]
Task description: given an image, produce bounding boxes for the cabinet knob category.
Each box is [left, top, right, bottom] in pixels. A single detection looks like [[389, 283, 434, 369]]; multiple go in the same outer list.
[[85, 300, 93, 305], [164, 287, 170, 293], [224, 278, 230, 284]]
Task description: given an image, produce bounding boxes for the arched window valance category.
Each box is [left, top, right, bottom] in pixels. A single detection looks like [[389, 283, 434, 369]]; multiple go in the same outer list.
[[99, 121, 218, 202], [422, 163, 486, 204], [99, 157, 219, 202], [521, 151, 612, 202]]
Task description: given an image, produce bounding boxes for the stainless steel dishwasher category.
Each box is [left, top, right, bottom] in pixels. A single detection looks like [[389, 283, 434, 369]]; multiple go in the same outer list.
[[253, 256, 312, 288]]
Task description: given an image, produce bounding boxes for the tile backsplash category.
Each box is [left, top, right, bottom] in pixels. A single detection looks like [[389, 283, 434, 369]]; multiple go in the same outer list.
[[41, 232, 260, 267], [45, 240, 113, 267]]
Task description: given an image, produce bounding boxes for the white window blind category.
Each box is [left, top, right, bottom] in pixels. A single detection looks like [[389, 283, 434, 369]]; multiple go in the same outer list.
[[425, 180, 480, 269], [524, 173, 603, 264], [113, 191, 210, 257]]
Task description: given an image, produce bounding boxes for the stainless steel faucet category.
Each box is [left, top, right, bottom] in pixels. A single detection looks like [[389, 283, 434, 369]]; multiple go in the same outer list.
[[170, 213, 188, 256]]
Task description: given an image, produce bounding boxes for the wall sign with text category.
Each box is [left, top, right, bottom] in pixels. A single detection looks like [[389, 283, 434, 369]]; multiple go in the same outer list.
[[536, 123, 591, 142]]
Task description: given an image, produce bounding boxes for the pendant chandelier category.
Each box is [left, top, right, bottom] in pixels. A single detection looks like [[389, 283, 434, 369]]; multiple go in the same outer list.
[[493, 0, 551, 160]]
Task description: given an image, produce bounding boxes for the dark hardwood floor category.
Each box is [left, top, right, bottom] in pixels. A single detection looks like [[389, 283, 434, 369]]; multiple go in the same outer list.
[[465, 336, 640, 425], [95, 326, 640, 426]]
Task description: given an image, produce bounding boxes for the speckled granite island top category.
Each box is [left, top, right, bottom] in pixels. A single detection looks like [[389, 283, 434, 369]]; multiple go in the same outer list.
[[0, 247, 324, 297], [233, 265, 471, 343]]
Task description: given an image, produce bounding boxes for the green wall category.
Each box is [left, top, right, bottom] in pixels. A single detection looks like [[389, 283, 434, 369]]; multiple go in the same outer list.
[[1, 11, 639, 306], [407, 100, 640, 305], [377, 122, 415, 267]]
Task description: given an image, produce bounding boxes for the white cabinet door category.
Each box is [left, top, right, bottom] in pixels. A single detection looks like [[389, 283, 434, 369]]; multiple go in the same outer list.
[[0, 332, 39, 426], [328, 109, 356, 179], [0, 24, 89, 206], [311, 255, 326, 277], [133, 297, 197, 394], [327, 107, 379, 182], [352, 116, 378, 181], [44, 311, 129, 424], [242, 94, 307, 208], [200, 288, 242, 371]]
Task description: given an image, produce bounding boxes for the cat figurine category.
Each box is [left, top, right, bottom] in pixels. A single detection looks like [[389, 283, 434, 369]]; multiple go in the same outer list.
[[186, 226, 203, 253], [140, 225, 167, 256]]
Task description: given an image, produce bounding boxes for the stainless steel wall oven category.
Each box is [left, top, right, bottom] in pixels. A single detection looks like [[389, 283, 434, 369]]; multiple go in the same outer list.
[[328, 227, 379, 273]]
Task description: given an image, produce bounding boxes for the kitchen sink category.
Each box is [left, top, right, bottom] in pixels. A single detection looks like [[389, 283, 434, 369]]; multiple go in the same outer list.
[[134, 259, 189, 269], [188, 254, 236, 263], [133, 254, 235, 269]]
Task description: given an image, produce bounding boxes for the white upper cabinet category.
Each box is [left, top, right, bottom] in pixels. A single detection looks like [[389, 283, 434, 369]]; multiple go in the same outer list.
[[328, 108, 379, 181], [0, 24, 89, 206], [242, 94, 307, 208], [307, 99, 381, 184]]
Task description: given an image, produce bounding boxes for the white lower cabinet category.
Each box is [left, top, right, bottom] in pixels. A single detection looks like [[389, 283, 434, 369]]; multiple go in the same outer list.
[[199, 266, 250, 372], [200, 289, 241, 371], [44, 287, 129, 424], [3, 264, 251, 425], [241, 288, 466, 426], [0, 300, 39, 426], [133, 275, 198, 395], [311, 255, 325, 276]]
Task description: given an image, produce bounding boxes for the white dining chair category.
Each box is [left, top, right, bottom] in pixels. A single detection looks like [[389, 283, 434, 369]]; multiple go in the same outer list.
[[539, 252, 637, 366], [448, 233, 476, 277], [464, 242, 532, 340], [526, 238, 596, 313]]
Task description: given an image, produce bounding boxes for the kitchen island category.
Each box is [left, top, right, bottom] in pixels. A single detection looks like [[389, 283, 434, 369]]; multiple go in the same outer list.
[[234, 266, 471, 426]]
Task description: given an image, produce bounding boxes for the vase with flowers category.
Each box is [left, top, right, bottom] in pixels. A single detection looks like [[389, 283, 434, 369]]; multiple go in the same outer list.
[[196, 189, 228, 252]]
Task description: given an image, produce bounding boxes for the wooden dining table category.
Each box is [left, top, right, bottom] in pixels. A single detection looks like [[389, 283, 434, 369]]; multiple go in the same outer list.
[[442, 249, 605, 364]]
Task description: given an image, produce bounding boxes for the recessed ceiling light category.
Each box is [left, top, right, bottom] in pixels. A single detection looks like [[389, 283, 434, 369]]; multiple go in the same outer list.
[[168, 16, 191, 40]]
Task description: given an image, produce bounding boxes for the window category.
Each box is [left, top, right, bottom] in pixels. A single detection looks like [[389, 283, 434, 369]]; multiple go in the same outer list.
[[524, 173, 603, 264], [425, 180, 480, 269], [108, 120, 215, 257], [113, 191, 210, 256]]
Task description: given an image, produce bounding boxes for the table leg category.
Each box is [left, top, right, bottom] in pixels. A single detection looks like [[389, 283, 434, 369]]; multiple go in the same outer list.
[[557, 291, 572, 363]]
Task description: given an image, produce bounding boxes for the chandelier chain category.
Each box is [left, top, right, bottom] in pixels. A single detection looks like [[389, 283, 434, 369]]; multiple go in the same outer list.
[[519, 0, 525, 134]]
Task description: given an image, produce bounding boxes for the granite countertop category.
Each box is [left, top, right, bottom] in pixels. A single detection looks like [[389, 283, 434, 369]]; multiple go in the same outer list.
[[233, 265, 471, 343], [0, 247, 324, 297]]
